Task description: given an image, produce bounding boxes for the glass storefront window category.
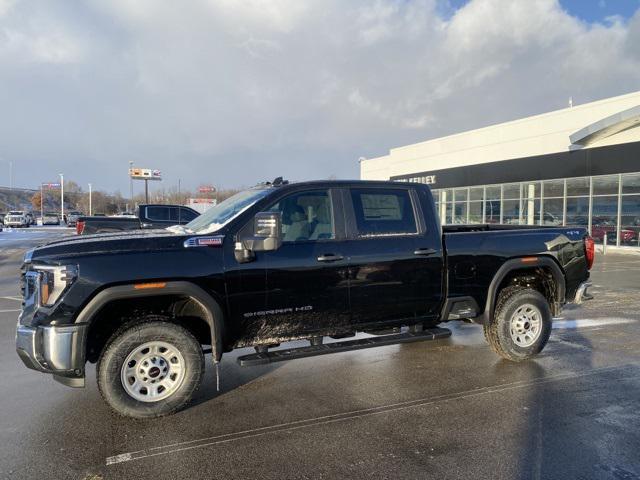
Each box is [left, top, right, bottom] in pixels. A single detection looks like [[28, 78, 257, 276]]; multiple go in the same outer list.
[[469, 201, 483, 223], [412, 173, 640, 246], [485, 186, 500, 201], [543, 179, 564, 198], [454, 188, 468, 202], [470, 187, 484, 201], [566, 197, 589, 227], [453, 202, 468, 224], [503, 199, 521, 225], [503, 183, 521, 200], [542, 198, 563, 225], [621, 195, 640, 246], [445, 202, 453, 225], [567, 177, 590, 196], [622, 173, 640, 194], [591, 196, 618, 244], [592, 175, 619, 196], [485, 200, 501, 224]]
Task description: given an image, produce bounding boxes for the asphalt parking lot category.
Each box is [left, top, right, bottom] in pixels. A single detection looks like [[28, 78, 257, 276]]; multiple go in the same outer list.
[[1, 229, 640, 480]]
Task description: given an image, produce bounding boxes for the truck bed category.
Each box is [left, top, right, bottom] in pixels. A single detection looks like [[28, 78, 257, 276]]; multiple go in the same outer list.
[[442, 224, 590, 318]]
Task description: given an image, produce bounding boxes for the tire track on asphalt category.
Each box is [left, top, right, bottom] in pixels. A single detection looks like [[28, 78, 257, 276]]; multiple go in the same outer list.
[[106, 362, 640, 466]]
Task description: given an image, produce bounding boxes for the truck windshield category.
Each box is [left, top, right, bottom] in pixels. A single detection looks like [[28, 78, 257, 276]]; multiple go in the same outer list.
[[184, 187, 273, 234]]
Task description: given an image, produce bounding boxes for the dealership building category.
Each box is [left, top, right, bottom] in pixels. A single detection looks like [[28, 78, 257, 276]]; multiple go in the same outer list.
[[360, 90, 640, 247]]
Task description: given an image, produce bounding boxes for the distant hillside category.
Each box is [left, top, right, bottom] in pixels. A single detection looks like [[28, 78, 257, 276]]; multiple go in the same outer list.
[[0, 186, 37, 211], [0, 185, 79, 212]]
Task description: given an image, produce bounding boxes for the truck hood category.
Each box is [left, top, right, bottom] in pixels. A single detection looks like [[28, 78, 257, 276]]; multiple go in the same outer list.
[[30, 229, 190, 261]]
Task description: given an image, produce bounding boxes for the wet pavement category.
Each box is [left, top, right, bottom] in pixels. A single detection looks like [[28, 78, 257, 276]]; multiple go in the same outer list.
[[1, 231, 639, 480]]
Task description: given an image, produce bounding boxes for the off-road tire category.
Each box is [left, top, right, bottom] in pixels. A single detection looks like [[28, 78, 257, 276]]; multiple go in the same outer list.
[[483, 287, 552, 362], [97, 321, 204, 419]]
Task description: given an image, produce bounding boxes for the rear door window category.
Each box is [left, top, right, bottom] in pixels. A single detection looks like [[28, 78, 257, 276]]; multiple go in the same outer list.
[[350, 188, 417, 236], [146, 206, 170, 221]]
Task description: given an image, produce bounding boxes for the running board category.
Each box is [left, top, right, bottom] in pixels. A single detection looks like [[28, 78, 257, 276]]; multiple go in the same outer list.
[[237, 327, 452, 367]]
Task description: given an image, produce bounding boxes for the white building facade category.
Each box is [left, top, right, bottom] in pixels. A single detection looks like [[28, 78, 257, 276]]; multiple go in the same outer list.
[[360, 90, 640, 247]]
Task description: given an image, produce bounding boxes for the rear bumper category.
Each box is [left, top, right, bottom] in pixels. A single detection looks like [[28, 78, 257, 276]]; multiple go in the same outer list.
[[16, 323, 87, 387], [573, 281, 593, 305]]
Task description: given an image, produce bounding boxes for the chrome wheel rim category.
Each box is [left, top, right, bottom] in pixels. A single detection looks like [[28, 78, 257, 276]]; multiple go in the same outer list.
[[120, 341, 186, 402], [509, 304, 542, 348]]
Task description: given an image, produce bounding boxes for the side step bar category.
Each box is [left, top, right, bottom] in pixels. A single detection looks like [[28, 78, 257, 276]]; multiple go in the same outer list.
[[237, 327, 452, 367]]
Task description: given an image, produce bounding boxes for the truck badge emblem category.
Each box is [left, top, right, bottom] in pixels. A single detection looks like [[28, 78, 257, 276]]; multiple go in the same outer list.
[[184, 236, 225, 248]]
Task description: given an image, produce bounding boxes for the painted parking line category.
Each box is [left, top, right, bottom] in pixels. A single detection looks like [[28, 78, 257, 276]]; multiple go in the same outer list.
[[0, 296, 21, 302], [105, 362, 640, 466], [0, 309, 20, 313]]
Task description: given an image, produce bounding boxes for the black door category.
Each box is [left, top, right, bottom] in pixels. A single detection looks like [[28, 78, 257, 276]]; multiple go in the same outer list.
[[341, 186, 444, 328], [226, 188, 350, 346]]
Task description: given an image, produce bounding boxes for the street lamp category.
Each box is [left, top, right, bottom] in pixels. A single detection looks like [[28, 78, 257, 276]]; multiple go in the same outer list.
[[59, 173, 64, 223], [129, 161, 134, 202], [88, 183, 92, 216]]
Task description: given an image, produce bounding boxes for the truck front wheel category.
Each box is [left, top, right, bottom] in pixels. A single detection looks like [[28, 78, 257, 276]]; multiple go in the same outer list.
[[483, 287, 552, 362], [97, 321, 204, 418]]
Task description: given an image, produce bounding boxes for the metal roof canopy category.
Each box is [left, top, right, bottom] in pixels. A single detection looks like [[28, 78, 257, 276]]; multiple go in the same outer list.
[[570, 105, 640, 146]]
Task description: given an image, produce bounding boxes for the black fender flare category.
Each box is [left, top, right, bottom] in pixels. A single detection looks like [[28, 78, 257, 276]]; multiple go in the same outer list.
[[478, 256, 566, 324], [75, 281, 225, 362]]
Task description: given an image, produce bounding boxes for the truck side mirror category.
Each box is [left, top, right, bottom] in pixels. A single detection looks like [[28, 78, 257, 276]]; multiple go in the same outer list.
[[234, 212, 283, 263], [253, 211, 282, 248]]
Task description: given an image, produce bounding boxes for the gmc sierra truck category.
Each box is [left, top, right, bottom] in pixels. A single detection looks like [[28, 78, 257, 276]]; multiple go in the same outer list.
[[16, 179, 594, 418]]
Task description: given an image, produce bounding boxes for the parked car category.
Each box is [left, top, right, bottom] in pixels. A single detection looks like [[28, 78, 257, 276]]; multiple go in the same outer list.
[[65, 211, 84, 227], [4, 211, 30, 228], [76, 204, 199, 235], [16, 179, 594, 418], [605, 228, 638, 244], [0, 213, 5, 225], [41, 212, 60, 225]]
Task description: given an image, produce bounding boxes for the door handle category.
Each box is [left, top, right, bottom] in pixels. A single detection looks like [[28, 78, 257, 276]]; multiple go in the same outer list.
[[317, 253, 344, 262], [414, 248, 437, 256]]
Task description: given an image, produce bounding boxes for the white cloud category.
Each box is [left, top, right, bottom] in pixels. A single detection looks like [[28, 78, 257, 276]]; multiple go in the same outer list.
[[1, 0, 639, 191]]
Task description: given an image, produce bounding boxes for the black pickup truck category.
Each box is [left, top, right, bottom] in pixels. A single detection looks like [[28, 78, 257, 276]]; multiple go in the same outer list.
[[16, 179, 594, 418], [76, 204, 199, 235]]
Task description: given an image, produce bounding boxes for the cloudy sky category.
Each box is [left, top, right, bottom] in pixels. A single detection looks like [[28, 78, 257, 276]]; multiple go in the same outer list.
[[1, 0, 639, 194]]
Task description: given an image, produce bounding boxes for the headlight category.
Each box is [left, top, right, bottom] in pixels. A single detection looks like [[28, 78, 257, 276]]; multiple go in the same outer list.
[[33, 265, 77, 307]]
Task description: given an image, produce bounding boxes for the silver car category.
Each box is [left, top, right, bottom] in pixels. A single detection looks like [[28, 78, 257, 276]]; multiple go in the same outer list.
[[42, 212, 61, 225]]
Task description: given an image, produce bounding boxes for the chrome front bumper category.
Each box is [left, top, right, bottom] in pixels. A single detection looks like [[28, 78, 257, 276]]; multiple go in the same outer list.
[[16, 323, 87, 387], [573, 281, 593, 305]]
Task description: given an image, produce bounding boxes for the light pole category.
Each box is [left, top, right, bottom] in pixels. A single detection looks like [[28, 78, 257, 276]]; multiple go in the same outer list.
[[40, 183, 44, 224], [88, 183, 92, 216], [59, 173, 64, 223], [9, 161, 12, 190], [129, 161, 134, 203]]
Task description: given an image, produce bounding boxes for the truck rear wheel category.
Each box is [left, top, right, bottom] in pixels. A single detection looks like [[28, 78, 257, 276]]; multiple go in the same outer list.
[[483, 287, 552, 362], [97, 321, 204, 418]]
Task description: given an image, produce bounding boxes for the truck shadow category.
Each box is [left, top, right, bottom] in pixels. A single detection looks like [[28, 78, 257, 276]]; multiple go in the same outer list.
[[514, 328, 640, 480], [190, 352, 284, 408]]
